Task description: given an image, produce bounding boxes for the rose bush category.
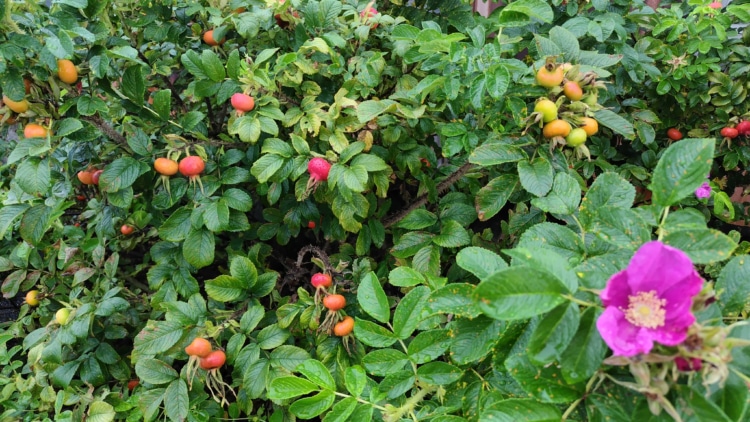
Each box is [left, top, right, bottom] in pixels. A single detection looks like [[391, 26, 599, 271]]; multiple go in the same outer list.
[[1, 0, 750, 421]]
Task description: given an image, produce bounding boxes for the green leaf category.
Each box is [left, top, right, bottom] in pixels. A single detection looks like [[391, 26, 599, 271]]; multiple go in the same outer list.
[[205, 275, 246, 302], [559, 308, 606, 384], [391, 231, 434, 258], [268, 376, 319, 400], [99, 157, 150, 193], [393, 286, 430, 339], [474, 267, 567, 320], [353, 319, 398, 347], [456, 247, 508, 279], [498, 0, 554, 25], [222, 188, 253, 211], [427, 284, 482, 318], [505, 353, 581, 403], [579, 172, 636, 228], [345, 366, 367, 397], [449, 316, 503, 365], [153, 90, 172, 120], [433, 220, 471, 248], [362, 349, 410, 376], [482, 399, 562, 421], [531, 172, 581, 215], [183, 229, 215, 269], [592, 207, 651, 250], [232, 116, 262, 144], [518, 157, 554, 197], [180, 50, 207, 79], [357, 272, 390, 324], [257, 324, 290, 349], [134, 358, 178, 385], [159, 208, 192, 242], [663, 228, 736, 264], [407, 329, 453, 364], [163, 379, 189, 422], [528, 303, 580, 365], [593, 109, 635, 140], [517, 223, 583, 261], [132, 320, 184, 359], [19, 204, 51, 246], [487, 65, 511, 100], [230, 256, 258, 287], [271, 346, 307, 373], [650, 138, 715, 207], [250, 154, 284, 183], [416, 362, 463, 386], [122, 65, 145, 106], [290, 390, 336, 419], [550, 26, 580, 62], [87, 401, 115, 422], [357, 100, 396, 123], [297, 359, 335, 390], [323, 397, 358, 422], [16, 158, 50, 195], [675, 386, 733, 422], [503, 247, 578, 293], [469, 143, 527, 166], [476, 174, 519, 221], [77, 95, 109, 116], [202, 50, 225, 82], [55, 118, 83, 137], [716, 255, 750, 315], [388, 267, 425, 287]]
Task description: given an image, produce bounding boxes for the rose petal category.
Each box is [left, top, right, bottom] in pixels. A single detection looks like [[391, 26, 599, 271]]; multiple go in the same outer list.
[[647, 321, 692, 346], [600, 270, 631, 308], [597, 307, 654, 357], [627, 241, 696, 295]]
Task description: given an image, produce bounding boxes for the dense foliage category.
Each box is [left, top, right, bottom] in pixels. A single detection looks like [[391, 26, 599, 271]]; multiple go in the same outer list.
[[2, 0, 750, 421]]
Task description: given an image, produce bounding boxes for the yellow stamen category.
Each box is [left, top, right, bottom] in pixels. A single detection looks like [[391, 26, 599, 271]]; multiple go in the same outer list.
[[623, 290, 666, 329]]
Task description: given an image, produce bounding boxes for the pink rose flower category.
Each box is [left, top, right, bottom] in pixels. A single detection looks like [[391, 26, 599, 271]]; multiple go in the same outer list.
[[695, 182, 711, 199], [596, 241, 703, 357]]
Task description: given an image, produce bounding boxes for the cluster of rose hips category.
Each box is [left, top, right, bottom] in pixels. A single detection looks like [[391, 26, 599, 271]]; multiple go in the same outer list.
[[184, 338, 235, 404], [311, 272, 355, 351], [529, 57, 602, 160], [719, 119, 750, 146], [2, 59, 78, 125], [666, 119, 750, 147]]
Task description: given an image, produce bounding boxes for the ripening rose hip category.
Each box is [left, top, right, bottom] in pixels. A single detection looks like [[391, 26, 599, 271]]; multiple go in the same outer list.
[[737, 120, 750, 136], [311, 273, 332, 288], [308, 157, 331, 183], [179, 156, 205, 177], [231, 93, 255, 113], [323, 294, 346, 311], [199, 350, 226, 370], [667, 128, 683, 141], [720, 127, 739, 139]]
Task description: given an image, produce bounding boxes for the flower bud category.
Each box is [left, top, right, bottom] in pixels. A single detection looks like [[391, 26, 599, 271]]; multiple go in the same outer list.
[[630, 362, 651, 386], [675, 357, 702, 372]]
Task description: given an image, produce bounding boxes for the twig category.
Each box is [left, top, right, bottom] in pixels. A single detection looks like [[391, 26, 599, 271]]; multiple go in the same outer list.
[[82, 115, 128, 145], [382, 161, 474, 228], [296, 245, 333, 273]]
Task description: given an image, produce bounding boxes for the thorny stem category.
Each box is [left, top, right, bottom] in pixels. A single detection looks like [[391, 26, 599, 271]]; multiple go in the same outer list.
[[383, 161, 474, 228], [333, 392, 388, 411], [3, 1, 25, 34], [382, 385, 438, 422], [82, 115, 128, 145], [296, 245, 333, 274]]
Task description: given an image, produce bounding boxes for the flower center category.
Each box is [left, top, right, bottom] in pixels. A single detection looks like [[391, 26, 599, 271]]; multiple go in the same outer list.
[[623, 290, 666, 329]]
